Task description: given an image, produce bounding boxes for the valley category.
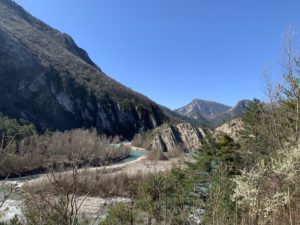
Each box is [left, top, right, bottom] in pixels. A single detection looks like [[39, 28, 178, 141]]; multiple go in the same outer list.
[[1, 0, 300, 224], [0, 0, 248, 221]]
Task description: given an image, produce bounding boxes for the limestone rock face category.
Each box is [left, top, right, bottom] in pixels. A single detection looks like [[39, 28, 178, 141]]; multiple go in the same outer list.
[[0, 0, 169, 139], [150, 123, 205, 153], [215, 118, 243, 140]]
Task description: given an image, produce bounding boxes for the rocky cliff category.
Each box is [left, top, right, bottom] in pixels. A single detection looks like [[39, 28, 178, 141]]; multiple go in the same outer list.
[[0, 0, 170, 139], [148, 123, 205, 154]]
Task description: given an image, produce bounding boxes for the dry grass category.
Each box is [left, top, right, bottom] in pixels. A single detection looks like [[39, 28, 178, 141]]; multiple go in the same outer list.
[[21, 157, 185, 199], [22, 170, 150, 198]]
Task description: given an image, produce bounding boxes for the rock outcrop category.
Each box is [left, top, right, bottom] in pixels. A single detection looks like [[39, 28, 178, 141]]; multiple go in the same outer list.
[[0, 0, 170, 139], [149, 123, 205, 153], [215, 118, 243, 140]]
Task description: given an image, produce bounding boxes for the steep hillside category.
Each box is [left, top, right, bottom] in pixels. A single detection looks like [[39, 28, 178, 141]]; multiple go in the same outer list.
[[0, 0, 169, 139], [159, 104, 210, 127], [208, 100, 250, 126], [176, 99, 250, 127]]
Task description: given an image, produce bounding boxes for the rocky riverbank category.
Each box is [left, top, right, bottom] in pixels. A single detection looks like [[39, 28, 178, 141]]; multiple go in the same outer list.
[[0, 144, 186, 223]]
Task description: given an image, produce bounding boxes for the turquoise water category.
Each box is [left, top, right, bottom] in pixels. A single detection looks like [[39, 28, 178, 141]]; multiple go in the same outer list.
[[109, 143, 147, 165], [113, 150, 146, 164]]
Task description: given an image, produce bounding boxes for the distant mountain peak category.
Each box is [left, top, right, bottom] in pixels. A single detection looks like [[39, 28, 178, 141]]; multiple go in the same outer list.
[[191, 99, 229, 105], [175, 99, 250, 127], [176, 99, 231, 118]]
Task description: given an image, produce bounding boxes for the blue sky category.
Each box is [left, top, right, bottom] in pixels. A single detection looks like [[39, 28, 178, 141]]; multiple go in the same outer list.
[[14, 0, 300, 109]]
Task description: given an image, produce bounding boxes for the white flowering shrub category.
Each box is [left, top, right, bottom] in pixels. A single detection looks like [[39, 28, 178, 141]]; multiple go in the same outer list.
[[232, 146, 300, 224], [270, 146, 300, 181]]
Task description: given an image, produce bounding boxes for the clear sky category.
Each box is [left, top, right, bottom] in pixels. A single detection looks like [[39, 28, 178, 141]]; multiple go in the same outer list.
[[14, 0, 300, 109]]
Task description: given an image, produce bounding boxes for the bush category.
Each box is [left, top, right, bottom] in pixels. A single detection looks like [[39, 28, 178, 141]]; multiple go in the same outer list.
[[232, 146, 300, 225], [0, 113, 37, 147]]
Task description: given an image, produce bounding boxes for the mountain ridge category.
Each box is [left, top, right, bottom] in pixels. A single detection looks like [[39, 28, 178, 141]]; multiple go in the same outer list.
[[175, 99, 250, 127], [0, 0, 172, 139], [176, 99, 231, 118]]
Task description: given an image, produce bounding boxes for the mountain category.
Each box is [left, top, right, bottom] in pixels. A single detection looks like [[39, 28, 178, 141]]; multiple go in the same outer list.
[[0, 0, 170, 139], [175, 99, 250, 127], [208, 100, 250, 126], [158, 104, 210, 127], [176, 99, 231, 119]]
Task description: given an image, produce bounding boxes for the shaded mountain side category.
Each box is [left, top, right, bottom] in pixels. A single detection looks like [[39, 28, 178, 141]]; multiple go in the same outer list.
[[207, 100, 250, 127], [175, 99, 250, 127], [0, 0, 171, 139], [159, 105, 210, 127]]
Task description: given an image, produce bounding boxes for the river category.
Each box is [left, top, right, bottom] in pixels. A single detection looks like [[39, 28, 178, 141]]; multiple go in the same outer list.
[[0, 145, 147, 223]]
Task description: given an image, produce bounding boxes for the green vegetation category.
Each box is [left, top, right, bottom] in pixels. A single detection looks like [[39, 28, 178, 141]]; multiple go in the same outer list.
[[189, 133, 240, 225], [101, 167, 201, 225], [0, 113, 37, 144], [99, 133, 241, 225]]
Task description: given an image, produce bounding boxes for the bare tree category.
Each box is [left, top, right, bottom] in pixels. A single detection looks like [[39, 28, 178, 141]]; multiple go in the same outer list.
[[261, 26, 300, 147], [20, 132, 122, 225], [278, 26, 300, 142], [0, 134, 18, 213]]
